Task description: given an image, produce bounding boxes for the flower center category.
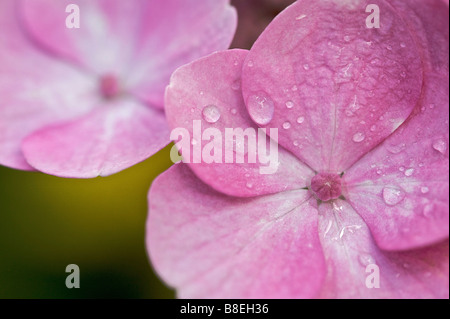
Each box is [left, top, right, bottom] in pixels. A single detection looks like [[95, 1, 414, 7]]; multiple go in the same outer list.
[[310, 172, 342, 202], [99, 74, 120, 99]]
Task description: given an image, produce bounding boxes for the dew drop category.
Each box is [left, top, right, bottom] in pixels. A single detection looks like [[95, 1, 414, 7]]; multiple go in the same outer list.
[[230, 108, 237, 115], [376, 169, 383, 175], [370, 125, 377, 132], [247, 93, 275, 125], [303, 64, 310, 70], [344, 35, 351, 42], [382, 187, 405, 206], [293, 140, 299, 146], [400, 71, 406, 78], [353, 132, 365, 143], [420, 186, 429, 194], [247, 60, 254, 67], [358, 253, 376, 266], [400, 42, 406, 48], [285, 101, 294, 109], [282, 121, 291, 130], [202, 105, 221, 123], [404, 168, 414, 176], [432, 139, 448, 154], [246, 182, 253, 189], [386, 143, 406, 154], [386, 45, 393, 51], [297, 116, 305, 124], [399, 166, 405, 172]]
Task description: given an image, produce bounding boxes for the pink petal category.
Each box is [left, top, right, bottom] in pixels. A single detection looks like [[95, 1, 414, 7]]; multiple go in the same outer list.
[[0, 0, 96, 171], [165, 49, 314, 197], [241, 0, 423, 172], [20, 0, 142, 76], [344, 74, 449, 250], [317, 200, 448, 298], [22, 100, 170, 178], [390, 0, 449, 76], [146, 164, 326, 298], [128, 0, 237, 108], [20, 0, 237, 109]]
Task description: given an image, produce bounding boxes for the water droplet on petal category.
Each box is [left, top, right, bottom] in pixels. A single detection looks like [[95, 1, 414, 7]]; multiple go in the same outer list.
[[353, 132, 365, 143], [303, 64, 310, 70], [247, 93, 275, 125], [202, 105, 221, 123], [297, 116, 305, 124], [386, 45, 393, 51], [420, 186, 429, 194], [285, 101, 294, 109], [370, 125, 377, 132], [404, 168, 414, 176], [246, 182, 253, 189], [293, 140, 299, 146], [358, 253, 376, 266], [230, 108, 237, 115], [344, 35, 351, 42], [282, 121, 291, 130], [382, 187, 405, 206], [399, 166, 405, 172], [386, 143, 406, 154], [247, 60, 254, 67], [432, 139, 448, 154], [400, 42, 406, 48], [400, 71, 406, 78]]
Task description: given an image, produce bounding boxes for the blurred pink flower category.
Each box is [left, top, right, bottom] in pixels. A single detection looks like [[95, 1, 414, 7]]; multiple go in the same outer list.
[[0, 0, 236, 177], [147, 0, 449, 298]]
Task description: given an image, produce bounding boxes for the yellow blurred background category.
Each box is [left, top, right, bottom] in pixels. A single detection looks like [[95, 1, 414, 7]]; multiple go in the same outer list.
[[0, 145, 175, 298]]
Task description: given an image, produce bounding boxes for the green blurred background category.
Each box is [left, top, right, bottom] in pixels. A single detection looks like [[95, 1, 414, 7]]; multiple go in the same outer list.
[[0, 145, 175, 298]]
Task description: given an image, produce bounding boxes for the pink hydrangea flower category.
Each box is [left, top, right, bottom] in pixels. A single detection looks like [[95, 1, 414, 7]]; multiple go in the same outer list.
[[147, 0, 449, 298], [0, 0, 236, 177]]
